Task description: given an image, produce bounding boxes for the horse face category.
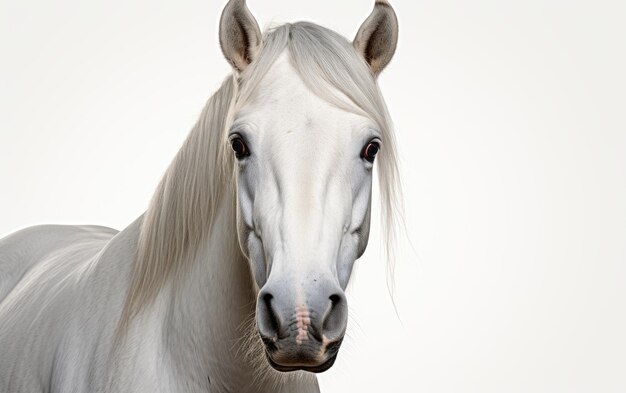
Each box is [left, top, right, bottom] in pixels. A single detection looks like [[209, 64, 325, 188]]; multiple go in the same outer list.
[[220, 0, 398, 373], [230, 56, 377, 372]]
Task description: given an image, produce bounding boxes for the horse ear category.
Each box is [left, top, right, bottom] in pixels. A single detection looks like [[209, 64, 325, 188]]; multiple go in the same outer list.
[[353, 0, 399, 76], [219, 0, 262, 72]]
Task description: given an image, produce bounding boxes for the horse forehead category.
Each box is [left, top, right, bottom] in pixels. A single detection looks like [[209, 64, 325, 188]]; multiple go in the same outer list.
[[241, 54, 370, 179], [248, 54, 362, 136]]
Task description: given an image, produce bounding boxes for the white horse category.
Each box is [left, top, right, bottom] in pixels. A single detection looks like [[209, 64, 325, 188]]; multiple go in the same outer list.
[[0, 1, 400, 392]]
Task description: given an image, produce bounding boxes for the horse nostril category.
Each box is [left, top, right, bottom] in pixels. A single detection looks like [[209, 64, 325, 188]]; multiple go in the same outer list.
[[322, 293, 347, 340], [258, 292, 281, 339]]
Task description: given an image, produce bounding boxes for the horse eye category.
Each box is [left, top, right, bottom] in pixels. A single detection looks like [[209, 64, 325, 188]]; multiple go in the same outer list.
[[361, 141, 380, 163], [230, 135, 249, 158]]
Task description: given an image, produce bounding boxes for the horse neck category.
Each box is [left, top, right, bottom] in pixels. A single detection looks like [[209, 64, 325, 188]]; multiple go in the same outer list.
[[158, 186, 264, 390]]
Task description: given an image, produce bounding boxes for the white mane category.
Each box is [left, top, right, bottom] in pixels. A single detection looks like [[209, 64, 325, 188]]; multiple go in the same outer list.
[[119, 21, 401, 332]]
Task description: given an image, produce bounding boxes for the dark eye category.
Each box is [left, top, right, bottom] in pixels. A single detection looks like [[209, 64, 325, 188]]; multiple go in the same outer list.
[[361, 141, 380, 163], [230, 135, 249, 158]]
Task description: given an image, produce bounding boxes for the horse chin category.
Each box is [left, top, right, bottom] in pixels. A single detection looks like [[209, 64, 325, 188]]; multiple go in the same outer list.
[[264, 350, 338, 373]]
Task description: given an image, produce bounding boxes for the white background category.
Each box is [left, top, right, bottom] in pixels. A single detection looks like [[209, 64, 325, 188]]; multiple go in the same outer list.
[[1, 0, 625, 392]]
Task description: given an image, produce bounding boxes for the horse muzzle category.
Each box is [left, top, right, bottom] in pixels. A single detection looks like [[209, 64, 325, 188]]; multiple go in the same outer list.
[[256, 281, 348, 373]]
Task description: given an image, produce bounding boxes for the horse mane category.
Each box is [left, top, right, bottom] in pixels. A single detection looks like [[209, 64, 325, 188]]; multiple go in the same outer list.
[[117, 22, 401, 333]]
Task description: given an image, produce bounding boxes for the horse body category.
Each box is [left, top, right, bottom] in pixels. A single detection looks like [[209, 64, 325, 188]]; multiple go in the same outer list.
[[0, 217, 318, 392], [0, 1, 399, 391]]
